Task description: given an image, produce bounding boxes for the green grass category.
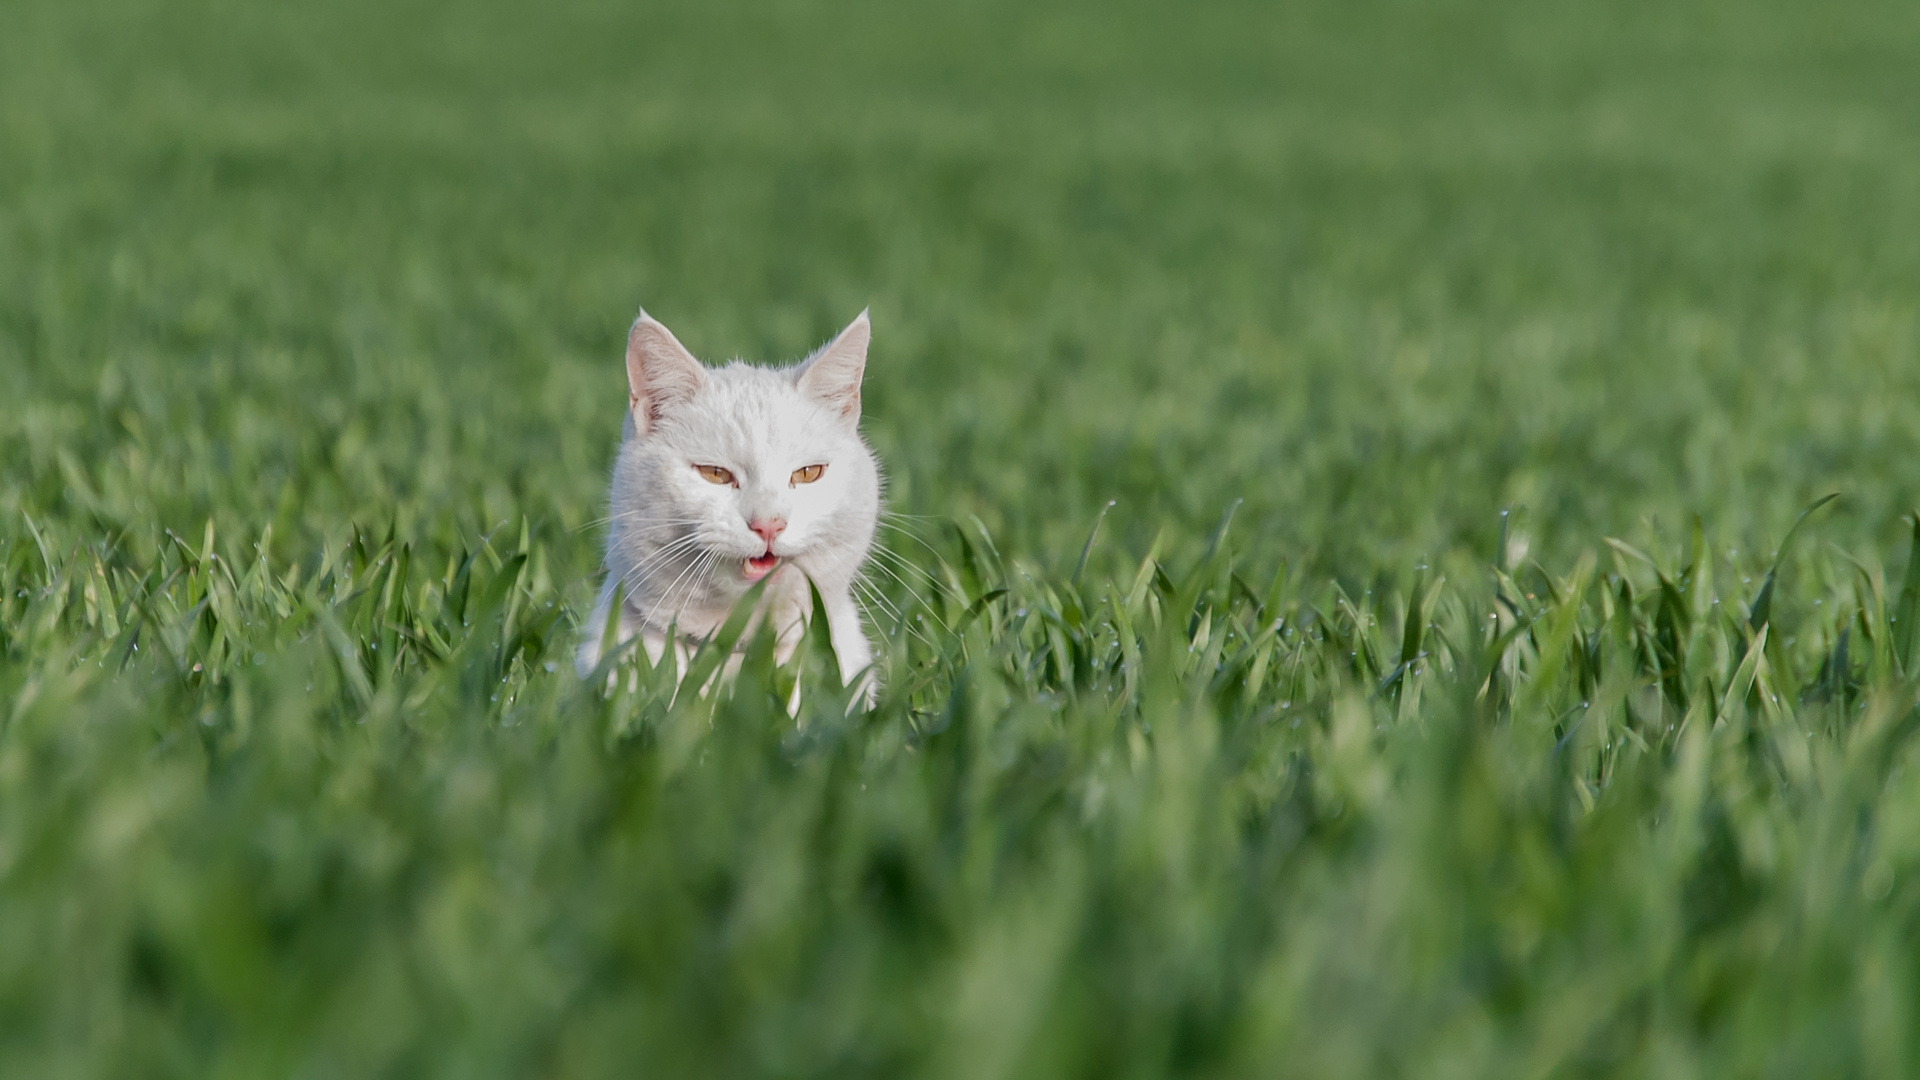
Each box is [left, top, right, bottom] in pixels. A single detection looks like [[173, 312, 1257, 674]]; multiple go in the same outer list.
[[6, 0, 1920, 1075]]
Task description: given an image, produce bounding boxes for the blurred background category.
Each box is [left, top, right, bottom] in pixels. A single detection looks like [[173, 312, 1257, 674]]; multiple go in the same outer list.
[[6, 0, 1919, 591], [7, 2, 1920, 1075]]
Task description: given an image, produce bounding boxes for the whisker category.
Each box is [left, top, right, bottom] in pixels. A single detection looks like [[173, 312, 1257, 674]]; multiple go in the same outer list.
[[867, 543, 964, 606], [578, 514, 708, 534], [683, 550, 729, 631], [633, 545, 710, 630], [654, 547, 717, 627], [857, 566, 948, 645], [875, 514, 944, 535], [869, 536, 947, 573], [863, 556, 957, 632], [858, 545, 965, 638], [854, 576, 935, 648], [851, 586, 908, 650], [873, 520, 947, 554], [614, 538, 708, 600], [848, 592, 883, 647], [621, 533, 707, 579], [871, 526, 967, 593], [613, 513, 708, 527], [852, 573, 908, 625]]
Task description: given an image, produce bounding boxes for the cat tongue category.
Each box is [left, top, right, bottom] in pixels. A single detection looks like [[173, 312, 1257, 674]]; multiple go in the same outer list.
[[744, 553, 779, 581]]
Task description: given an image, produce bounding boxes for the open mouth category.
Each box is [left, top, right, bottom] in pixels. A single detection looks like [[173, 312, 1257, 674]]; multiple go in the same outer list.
[[743, 553, 780, 582]]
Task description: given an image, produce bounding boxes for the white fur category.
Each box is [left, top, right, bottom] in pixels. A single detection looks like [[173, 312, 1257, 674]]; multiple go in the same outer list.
[[578, 308, 881, 705]]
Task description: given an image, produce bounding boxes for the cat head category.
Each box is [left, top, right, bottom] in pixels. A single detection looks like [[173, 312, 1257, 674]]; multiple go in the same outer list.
[[607, 309, 881, 611]]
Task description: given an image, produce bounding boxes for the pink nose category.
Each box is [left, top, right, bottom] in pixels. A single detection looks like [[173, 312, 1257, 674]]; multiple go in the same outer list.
[[748, 518, 786, 545]]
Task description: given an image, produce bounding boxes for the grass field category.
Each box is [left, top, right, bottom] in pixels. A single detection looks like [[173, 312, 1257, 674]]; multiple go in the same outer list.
[[6, 0, 1920, 1074]]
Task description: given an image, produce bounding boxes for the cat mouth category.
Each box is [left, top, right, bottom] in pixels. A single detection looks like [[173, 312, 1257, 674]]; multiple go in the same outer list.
[[742, 553, 780, 582]]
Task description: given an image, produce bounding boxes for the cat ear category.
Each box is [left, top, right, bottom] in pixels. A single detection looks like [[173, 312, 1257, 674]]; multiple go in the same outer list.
[[795, 309, 870, 426], [626, 311, 705, 435]]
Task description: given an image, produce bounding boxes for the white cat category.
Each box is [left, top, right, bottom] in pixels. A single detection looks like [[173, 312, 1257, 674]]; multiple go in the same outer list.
[[577, 308, 881, 705]]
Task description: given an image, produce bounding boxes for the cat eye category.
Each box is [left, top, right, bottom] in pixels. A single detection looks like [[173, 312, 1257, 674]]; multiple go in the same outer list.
[[790, 464, 825, 485], [695, 464, 737, 487]]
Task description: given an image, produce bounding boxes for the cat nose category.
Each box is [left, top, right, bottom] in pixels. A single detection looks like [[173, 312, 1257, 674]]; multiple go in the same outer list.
[[748, 517, 786, 545]]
